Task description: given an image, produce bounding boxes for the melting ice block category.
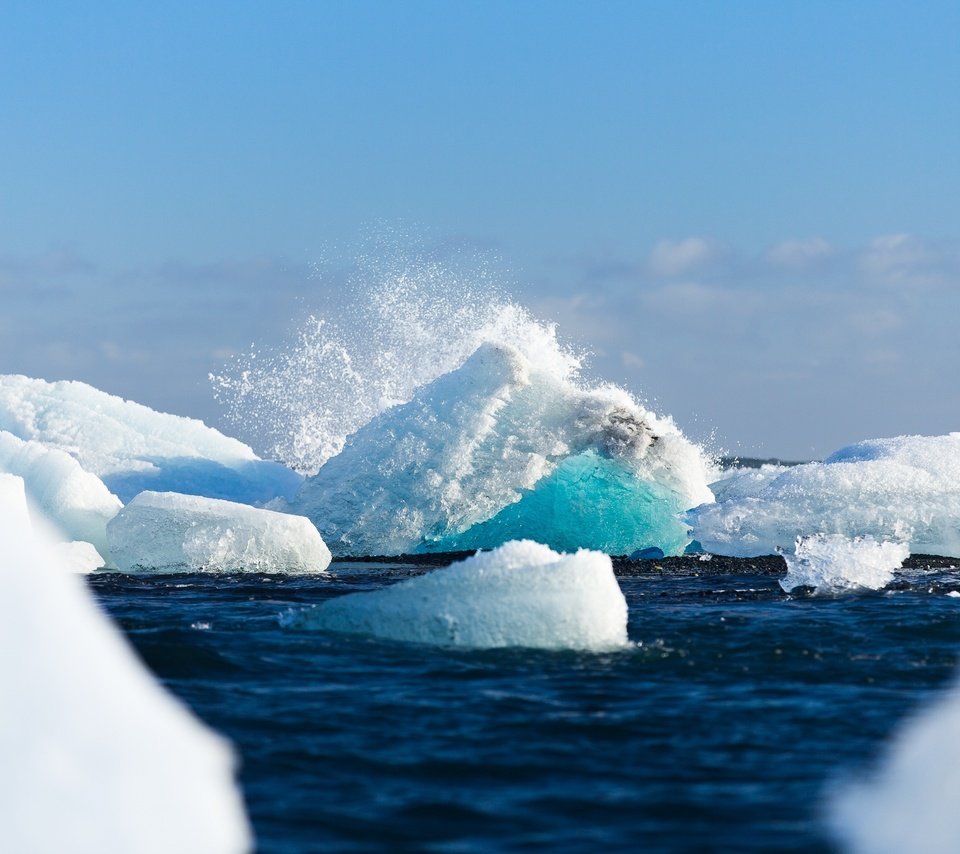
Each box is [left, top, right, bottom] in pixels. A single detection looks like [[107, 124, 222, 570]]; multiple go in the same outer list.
[[293, 343, 714, 556], [0, 374, 302, 504], [107, 491, 331, 573], [284, 540, 630, 650], [830, 676, 960, 854], [0, 476, 251, 854], [0, 429, 120, 556], [688, 434, 960, 558], [780, 534, 909, 594]]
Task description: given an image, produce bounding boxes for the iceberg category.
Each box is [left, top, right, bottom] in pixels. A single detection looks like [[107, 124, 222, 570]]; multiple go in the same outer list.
[[0, 374, 302, 504], [283, 540, 629, 650], [830, 676, 960, 854], [293, 343, 714, 556], [688, 434, 960, 558], [0, 476, 251, 854], [780, 534, 909, 594], [0, 429, 120, 557], [107, 491, 331, 574]]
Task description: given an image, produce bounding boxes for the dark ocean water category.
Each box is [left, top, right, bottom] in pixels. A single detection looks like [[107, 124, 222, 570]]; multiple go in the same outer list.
[[88, 555, 960, 853]]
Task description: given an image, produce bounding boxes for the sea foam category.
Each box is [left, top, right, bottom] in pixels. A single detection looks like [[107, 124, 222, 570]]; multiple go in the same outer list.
[[780, 534, 909, 594], [284, 540, 630, 650]]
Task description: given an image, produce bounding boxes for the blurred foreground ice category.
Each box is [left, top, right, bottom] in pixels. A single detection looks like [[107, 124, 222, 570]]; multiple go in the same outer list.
[[0, 473, 251, 853]]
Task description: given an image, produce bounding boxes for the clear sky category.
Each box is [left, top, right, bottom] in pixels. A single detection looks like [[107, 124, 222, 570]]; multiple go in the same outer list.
[[2, 0, 958, 459]]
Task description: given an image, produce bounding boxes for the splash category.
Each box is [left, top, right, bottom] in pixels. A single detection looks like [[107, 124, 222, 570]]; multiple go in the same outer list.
[[211, 240, 579, 475]]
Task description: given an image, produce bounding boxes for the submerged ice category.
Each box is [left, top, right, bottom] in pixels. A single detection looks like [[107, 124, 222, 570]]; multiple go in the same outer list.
[[284, 540, 629, 650], [0, 374, 301, 504], [293, 342, 713, 556], [107, 491, 331, 574], [689, 434, 960, 558]]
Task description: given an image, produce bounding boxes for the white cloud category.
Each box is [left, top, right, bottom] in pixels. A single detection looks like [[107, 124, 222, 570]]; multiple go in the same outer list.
[[642, 281, 732, 313], [859, 234, 942, 286], [766, 237, 833, 268], [621, 351, 645, 369], [647, 237, 720, 277], [851, 308, 902, 336]]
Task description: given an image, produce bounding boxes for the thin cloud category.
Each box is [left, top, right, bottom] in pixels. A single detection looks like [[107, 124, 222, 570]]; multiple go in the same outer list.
[[766, 237, 834, 268], [858, 234, 959, 288], [647, 237, 722, 277]]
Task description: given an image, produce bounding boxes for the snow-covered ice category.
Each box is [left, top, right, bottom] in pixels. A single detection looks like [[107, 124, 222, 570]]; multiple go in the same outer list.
[[107, 491, 331, 573], [688, 434, 960, 557], [0, 477, 251, 854], [780, 534, 909, 594], [284, 539, 630, 650], [0, 429, 120, 556], [830, 675, 960, 854], [0, 374, 301, 504], [293, 342, 713, 556]]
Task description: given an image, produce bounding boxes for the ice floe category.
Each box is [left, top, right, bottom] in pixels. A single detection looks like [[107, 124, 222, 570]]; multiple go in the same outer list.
[[107, 490, 331, 573], [0, 477, 251, 854], [688, 434, 960, 557], [293, 343, 713, 556], [0, 374, 301, 504], [283, 539, 629, 650], [780, 534, 909, 594]]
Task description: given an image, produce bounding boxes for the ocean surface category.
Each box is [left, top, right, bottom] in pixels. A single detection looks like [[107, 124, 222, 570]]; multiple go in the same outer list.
[[88, 554, 960, 853]]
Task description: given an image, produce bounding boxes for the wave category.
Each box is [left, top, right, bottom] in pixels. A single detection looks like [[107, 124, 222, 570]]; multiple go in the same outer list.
[[212, 243, 715, 555]]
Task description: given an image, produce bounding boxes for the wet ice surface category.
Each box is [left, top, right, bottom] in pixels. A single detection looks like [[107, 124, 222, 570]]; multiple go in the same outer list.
[[89, 554, 960, 853]]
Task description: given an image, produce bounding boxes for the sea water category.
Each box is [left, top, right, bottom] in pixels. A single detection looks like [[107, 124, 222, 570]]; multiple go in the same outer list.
[[89, 554, 960, 853]]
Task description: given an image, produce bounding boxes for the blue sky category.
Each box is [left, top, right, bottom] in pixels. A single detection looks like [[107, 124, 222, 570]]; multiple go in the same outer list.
[[2, 1, 958, 459]]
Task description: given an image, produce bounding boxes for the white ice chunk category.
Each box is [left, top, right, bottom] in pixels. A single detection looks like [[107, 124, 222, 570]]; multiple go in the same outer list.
[[689, 434, 960, 558], [0, 475, 251, 854], [52, 540, 107, 574], [294, 343, 713, 556], [708, 464, 790, 503], [107, 491, 331, 574], [285, 540, 629, 650], [830, 676, 960, 854], [0, 429, 121, 556], [780, 534, 909, 594], [0, 374, 302, 504]]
